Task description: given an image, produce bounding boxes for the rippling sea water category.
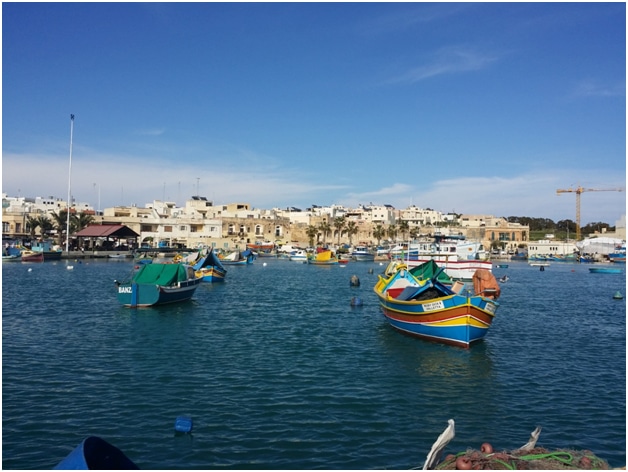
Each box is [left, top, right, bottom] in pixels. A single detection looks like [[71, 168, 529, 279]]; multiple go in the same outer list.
[[2, 258, 626, 469]]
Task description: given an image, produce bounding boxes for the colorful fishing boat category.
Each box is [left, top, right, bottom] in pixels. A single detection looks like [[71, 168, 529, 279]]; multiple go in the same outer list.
[[308, 249, 338, 265], [373, 264, 500, 348], [31, 240, 62, 260], [193, 248, 227, 282], [219, 249, 256, 265], [246, 240, 274, 251], [115, 262, 203, 307], [608, 245, 626, 263], [21, 250, 44, 262]]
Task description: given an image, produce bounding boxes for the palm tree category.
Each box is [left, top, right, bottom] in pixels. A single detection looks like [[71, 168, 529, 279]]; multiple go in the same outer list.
[[318, 221, 331, 245], [26, 215, 39, 239], [346, 221, 358, 246], [387, 224, 398, 242], [74, 212, 95, 232], [373, 225, 386, 246], [50, 210, 70, 246], [35, 215, 54, 240], [398, 220, 410, 241], [306, 225, 319, 247], [332, 216, 346, 245]]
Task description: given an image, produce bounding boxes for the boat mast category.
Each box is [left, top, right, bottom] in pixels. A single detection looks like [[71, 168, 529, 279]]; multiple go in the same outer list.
[[65, 114, 74, 253]]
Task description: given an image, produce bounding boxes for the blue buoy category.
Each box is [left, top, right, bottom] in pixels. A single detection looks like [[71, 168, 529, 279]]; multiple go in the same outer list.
[[350, 297, 363, 307], [613, 291, 623, 300], [175, 416, 193, 433]]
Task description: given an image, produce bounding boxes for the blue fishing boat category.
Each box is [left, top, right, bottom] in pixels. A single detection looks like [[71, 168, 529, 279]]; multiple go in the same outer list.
[[115, 262, 203, 307], [193, 248, 227, 282], [220, 249, 256, 265], [589, 267, 624, 274], [373, 265, 500, 348], [31, 240, 62, 260]]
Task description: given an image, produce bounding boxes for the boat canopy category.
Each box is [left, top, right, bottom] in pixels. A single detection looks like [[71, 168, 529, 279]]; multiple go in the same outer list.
[[409, 260, 452, 284], [133, 263, 188, 285]]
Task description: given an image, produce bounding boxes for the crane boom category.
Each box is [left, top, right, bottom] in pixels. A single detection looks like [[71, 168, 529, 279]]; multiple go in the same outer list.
[[556, 186, 625, 241]]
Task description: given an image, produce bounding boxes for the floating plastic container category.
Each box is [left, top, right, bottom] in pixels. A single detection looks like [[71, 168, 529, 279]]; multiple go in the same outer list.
[[175, 416, 193, 433]]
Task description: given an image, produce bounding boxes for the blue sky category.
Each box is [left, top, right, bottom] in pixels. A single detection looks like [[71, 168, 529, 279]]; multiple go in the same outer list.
[[2, 2, 626, 225]]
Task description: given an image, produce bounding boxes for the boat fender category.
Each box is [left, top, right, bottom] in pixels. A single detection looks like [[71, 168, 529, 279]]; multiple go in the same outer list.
[[350, 275, 360, 287]]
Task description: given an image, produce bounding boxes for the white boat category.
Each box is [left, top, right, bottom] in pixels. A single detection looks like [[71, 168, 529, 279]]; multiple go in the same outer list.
[[350, 245, 375, 262], [289, 250, 308, 263], [390, 234, 490, 281]]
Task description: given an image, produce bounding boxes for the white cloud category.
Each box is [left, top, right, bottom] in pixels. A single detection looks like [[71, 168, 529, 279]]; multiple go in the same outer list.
[[387, 46, 499, 84], [3, 152, 624, 225]]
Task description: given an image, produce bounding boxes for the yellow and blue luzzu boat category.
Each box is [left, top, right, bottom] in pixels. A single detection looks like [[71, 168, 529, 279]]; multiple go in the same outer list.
[[373, 263, 500, 348]]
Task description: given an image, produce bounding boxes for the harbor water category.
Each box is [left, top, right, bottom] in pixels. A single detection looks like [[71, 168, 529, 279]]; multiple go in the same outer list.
[[2, 258, 626, 469]]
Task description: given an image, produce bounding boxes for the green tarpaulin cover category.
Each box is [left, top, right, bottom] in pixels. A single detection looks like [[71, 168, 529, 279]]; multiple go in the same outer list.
[[133, 264, 186, 286], [409, 260, 452, 284]]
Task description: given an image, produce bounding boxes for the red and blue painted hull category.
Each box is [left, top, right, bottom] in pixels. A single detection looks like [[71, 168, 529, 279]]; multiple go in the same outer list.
[[197, 266, 227, 282], [376, 294, 497, 348], [373, 266, 499, 348]]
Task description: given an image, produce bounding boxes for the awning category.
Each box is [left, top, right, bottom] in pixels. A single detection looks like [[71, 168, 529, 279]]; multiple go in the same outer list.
[[74, 224, 139, 238]]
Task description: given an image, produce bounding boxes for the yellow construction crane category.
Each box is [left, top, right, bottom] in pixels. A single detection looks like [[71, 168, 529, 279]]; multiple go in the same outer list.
[[556, 186, 624, 241]]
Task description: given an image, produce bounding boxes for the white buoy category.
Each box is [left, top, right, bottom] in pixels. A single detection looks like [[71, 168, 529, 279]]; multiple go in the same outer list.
[[28, 268, 33, 272], [263, 262, 267, 267], [67, 265, 74, 270]]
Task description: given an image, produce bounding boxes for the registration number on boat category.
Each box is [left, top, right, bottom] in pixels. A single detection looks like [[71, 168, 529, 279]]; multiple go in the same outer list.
[[118, 287, 133, 293], [422, 300, 444, 311], [485, 302, 496, 314]]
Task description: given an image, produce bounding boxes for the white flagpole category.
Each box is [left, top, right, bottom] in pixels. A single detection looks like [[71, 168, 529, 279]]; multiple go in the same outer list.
[[65, 114, 74, 253]]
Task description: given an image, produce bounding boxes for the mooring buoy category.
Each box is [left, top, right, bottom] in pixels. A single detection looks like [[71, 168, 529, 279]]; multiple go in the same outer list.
[[174, 416, 193, 433], [350, 296, 363, 307], [613, 291, 623, 300], [349, 275, 360, 287]]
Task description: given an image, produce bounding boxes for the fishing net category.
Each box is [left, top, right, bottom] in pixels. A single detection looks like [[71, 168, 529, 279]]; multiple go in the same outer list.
[[434, 447, 610, 470]]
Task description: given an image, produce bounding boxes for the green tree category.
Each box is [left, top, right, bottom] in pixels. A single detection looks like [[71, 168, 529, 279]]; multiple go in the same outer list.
[[318, 221, 331, 245], [332, 217, 346, 245], [34, 215, 54, 239], [387, 224, 398, 242], [398, 220, 409, 241], [26, 215, 40, 239], [373, 225, 386, 246], [346, 220, 358, 246], [306, 225, 319, 247], [50, 210, 71, 246], [74, 212, 95, 232]]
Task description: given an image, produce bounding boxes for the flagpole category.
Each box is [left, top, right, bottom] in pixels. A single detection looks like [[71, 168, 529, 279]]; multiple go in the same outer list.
[[65, 114, 74, 253]]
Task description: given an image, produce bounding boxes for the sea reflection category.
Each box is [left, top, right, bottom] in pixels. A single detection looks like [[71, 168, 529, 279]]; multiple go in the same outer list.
[[377, 324, 495, 382]]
